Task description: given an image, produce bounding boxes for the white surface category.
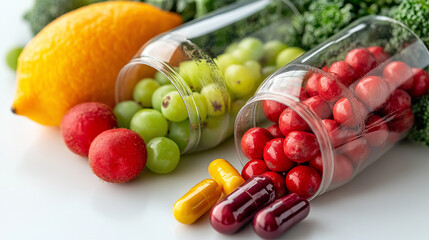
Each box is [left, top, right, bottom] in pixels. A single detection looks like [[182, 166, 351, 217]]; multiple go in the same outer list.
[[1, 1, 429, 240]]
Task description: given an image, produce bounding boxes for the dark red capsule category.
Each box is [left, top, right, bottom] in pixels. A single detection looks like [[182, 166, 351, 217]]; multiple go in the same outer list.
[[253, 193, 310, 239], [210, 175, 276, 234]]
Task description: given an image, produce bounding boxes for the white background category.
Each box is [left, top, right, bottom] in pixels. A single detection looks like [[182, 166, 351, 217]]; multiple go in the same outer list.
[[1, 1, 429, 239]]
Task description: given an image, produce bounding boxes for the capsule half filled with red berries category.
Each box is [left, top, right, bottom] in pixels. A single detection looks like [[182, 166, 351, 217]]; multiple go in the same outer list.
[[234, 16, 429, 200]]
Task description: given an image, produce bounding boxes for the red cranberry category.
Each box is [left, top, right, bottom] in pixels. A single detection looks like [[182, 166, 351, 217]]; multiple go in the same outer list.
[[278, 108, 310, 136], [264, 138, 296, 172], [318, 73, 344, 102], [306, 73, 322, 97], [345, 48, 377, 77], [309, 155, 322, 174], [339, 137, 370, 167], [263, 100, 287, 123], [303, 95, 332, 119], [321, 119, 343, 147], [283, 131, 320, 163], [354, 76, 391, 111], [381, 89, 411, 116], [267, 124, 285, 138], [364, 115, 389, 147], [367, 46, 389, 64], [410, 68, 429, 97], [328, 61, 356, 86], [383, 61, 414, 91], [241, 127, 273, 160], [299, 87, 309, 101], [263, 171, 287, 199], [388, 108, 414, 133], [332, 154, 354, 185], [241, 159, 269, 180], [333, 97, 368, 128], [285, 166, 321, 199]]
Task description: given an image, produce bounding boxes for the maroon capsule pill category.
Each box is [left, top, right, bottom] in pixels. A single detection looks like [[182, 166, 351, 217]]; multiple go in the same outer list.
[[210, 175, 276, 234], [253, 193, 310, 239]]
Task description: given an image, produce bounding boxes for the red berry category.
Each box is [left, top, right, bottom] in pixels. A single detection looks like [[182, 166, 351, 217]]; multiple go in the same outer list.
[[88, 129, 147, 183], [309, 155, 322, 174], [241, 127, 273, 160], [264, 138, 296, 172], [339, 137, 370, 167], [367, 46, 389, 64], [306, 73, 322, 97], [383, 61, 414, 91], [388, 108, 414, 133], [381, 89, 411, 116], [283, 131, 320, 163], [345, 48, 377, 77], [285, 166, 321, 199], [241, 159, 269, 180], [333, 98, 367, 128], [354, 76, 390, 111], [267, 124, 285, 138], [318, 73, 344, 102], [321, 119, 342, 147], [410, 68, 429, 97], [263, 100, 287, 123], [332, 154, 354, 185], [303, 95, 332, 119], [299, 87, 309, 101], [364, 115, 389, 147], [278, 108, 310, 136], [263, 171, 287, 199], [60, 102, 118, 157], [328, 61, 356, 86]]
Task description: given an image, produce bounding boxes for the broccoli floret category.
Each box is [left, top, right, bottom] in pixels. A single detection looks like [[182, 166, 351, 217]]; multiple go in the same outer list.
[[409, 94, 429, 146], [24, 0, 104, 35], [392, 0, 429, 48]]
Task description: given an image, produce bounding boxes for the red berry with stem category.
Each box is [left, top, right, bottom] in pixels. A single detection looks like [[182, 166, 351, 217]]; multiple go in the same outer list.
[[283, 131, 320, 163], [241, 159, 269, 180], [264, 138, 296, 172], [285, 165, 321, 199], [241, 127, 273, 160]]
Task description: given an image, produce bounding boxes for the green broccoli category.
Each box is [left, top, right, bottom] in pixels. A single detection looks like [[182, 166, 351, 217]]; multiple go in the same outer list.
[[409, 94, 429, 146], [24, 0, 105, 35]]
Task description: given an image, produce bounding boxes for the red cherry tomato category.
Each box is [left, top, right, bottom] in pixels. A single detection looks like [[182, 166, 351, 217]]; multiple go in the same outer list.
[[367, 46, 389, 64], [283, 131, 320, 163], [345, 48, 377, 77], [410, 68, 429, 97], [241, 127, 273, 160], [306, 73, 322, 97], [383, 61, 414, 91], [285, 165, 321, 199], [262, 171, 287, 199], [241, 159, 269, 180], [328, 61, 356, 86], [263, 100, 287, 123], [278, 108, 310, 136], [264, 138, 296, 172], [364, 115, 389, 147], [318, 73, 344, 102], [354, 76, 391, 111], [381, 89, 411, 116]]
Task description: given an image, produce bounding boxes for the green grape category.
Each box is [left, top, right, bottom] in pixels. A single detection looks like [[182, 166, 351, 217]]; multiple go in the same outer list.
[[179, 60, 211, 91], [161, 91, 188, 122], [262, 65, 278, 79], [244, 60, 262, 80], [238, 37, 264, 61], [151, 84, 176, 111], [6, 46, 23, 71], [189, 92, 208, 122], [230, 48, 253, 64], [200, 84, 226, 117], [224, 64, 256, 98], [168, 119, 190, 152], [133, 78, 160, 107], [276, 47, 305, 68], [113, 101, 142, 128], [200, 116, 225, 147], [130, 109, 168, 143], [225, 42, 238, 53], [215, 53, 239, 73], [146, 137, 180, 174], [154, 71, 171, 85], [262, 41, 287, 66]]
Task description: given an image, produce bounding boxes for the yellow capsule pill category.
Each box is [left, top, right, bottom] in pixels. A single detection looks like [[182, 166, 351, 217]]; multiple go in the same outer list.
[[208, 158, 245, 195], [173, 179, 222, 224]]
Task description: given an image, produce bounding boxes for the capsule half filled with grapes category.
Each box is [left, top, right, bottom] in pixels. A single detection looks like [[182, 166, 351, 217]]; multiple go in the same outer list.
[[210, 175, 276, 234]]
